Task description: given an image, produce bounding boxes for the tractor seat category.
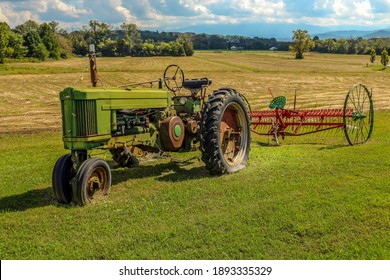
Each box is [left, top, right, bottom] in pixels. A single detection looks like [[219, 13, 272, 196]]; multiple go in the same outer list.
[[183, 78, 212, 89]]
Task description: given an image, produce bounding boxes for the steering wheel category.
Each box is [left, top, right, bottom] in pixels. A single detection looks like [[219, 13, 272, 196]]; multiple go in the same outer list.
[[163, 64, 184, 93]]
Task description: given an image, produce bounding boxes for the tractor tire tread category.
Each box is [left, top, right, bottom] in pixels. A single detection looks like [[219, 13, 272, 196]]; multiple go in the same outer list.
[[200, 88, 251, 175]]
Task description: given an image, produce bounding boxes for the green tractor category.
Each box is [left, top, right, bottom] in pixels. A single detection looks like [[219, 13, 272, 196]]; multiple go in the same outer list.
[[53, 57, 251, 206]]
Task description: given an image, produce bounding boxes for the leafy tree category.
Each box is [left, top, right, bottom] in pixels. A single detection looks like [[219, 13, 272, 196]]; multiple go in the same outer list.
[[249, 40, 266, 49], [370, 48, 376, 64], [208, 35, 227, 49], [15, 20, 39, 34], [86, 20, 112, 52], [38, 22, 61, 59], [172, 42, 185, 56], [347, 38, 358, 54], [157, 42, 172, 56], [381, 48, 389, 67], [356, 37, 368, 54], [69, 31, 88, 56], [56, 33, 73, 58], [324, 38, 336, 53], [335, 38, 348, 54], [23, 30, 49, 61], [119, 23, 141, 56], [176, 33, 194, 56], [0, 22, 11, 63], [193, 33, 209, 50], [289, 29, 314, 59], [7, 31, 28, 59], [141, 42, 156, 56], [374, 38, 384, 55], [115, 38, 128, 56], [139, 30, 173, 42], [100, 38, 117, 57]]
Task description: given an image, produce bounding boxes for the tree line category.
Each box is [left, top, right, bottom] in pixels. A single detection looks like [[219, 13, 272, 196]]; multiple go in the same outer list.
[[0, 20, 194, 63], [313, 36, 390, 56], [0, 21, 68, 63], [68, 20, 194, 57], [0, 19, 284, 63], [289, 29, 390, 66]]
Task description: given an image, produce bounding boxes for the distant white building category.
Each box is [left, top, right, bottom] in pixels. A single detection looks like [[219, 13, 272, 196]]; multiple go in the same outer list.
[[269, 47, 278, 51], [231, 46, 244, 50]]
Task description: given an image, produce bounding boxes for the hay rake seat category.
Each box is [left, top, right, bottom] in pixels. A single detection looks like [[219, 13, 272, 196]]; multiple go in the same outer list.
[[250, 84, 374, 146]]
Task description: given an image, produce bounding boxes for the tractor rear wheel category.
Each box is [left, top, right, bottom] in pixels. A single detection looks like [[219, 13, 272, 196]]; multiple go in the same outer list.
[[200, 88, 251, 175], [73, 158, 111, 206], [52, 154, 74, 204]]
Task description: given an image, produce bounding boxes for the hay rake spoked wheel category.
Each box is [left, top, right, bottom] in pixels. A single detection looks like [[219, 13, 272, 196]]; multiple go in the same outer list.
[[343, 84, 374, 145]]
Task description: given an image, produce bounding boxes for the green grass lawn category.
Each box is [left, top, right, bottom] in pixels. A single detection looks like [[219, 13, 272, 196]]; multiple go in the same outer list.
[[0, 111, 389, 260]]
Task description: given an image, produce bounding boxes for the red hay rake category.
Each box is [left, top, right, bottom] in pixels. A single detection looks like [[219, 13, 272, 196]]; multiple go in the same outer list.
[[249, 84, 374, 145]]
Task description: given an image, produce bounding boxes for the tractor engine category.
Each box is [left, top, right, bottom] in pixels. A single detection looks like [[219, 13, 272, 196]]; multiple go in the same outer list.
[[113, 108, 193, 153], [113, 109, 156, 136]]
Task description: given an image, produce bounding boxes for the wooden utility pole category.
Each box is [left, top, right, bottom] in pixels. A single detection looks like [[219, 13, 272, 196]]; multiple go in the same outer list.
[[89, 44, 98, 87]]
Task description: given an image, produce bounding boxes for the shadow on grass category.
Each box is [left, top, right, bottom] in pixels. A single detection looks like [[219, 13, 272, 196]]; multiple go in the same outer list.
[[111, 157, 212, 185], [251, 141, 279, 147], [318, 144, 348, 150], [0, 159, 212, 212], [0, 187, 54, 212], [252, 140, 349, 150]]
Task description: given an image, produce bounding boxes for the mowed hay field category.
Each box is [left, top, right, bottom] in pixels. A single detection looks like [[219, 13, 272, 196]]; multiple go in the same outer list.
[[0, 51, 389, 260], [1, 51, 390, 134]]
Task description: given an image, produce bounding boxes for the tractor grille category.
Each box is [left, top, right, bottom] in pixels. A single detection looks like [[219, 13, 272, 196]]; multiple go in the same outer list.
[[75, 100, 97, 136]]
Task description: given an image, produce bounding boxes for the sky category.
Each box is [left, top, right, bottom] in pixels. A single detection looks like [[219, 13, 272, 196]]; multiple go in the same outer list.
[[1, 0, 390, 37]]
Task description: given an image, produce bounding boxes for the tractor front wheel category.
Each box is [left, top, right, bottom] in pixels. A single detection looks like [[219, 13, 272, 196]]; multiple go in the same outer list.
[[52, 154, 75, 204], [200, 88, 251, 175], [73, 158, 111, 206]]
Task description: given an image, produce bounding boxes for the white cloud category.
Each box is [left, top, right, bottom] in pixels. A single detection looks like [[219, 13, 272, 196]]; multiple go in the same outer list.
[[51, 0, 90, 17], [328, 0, 374, 18], [109, 0, 135, 22], [306, 0, 375, 26], [236, 0, 285, 16], [179, 0, 210, 14], [332, 0, 349, 16], [313, 0, 331, 9], [0, 0, 91, 27], [0, 2, 39, 26], [354, 0, 374, 18]]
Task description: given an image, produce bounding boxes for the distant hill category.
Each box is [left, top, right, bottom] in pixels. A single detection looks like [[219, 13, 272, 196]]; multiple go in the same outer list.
[[169, 21, 390, 40], [169, 22, 328, 40], [315, 29, 390, 39], [364, 29, 390, 38]]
